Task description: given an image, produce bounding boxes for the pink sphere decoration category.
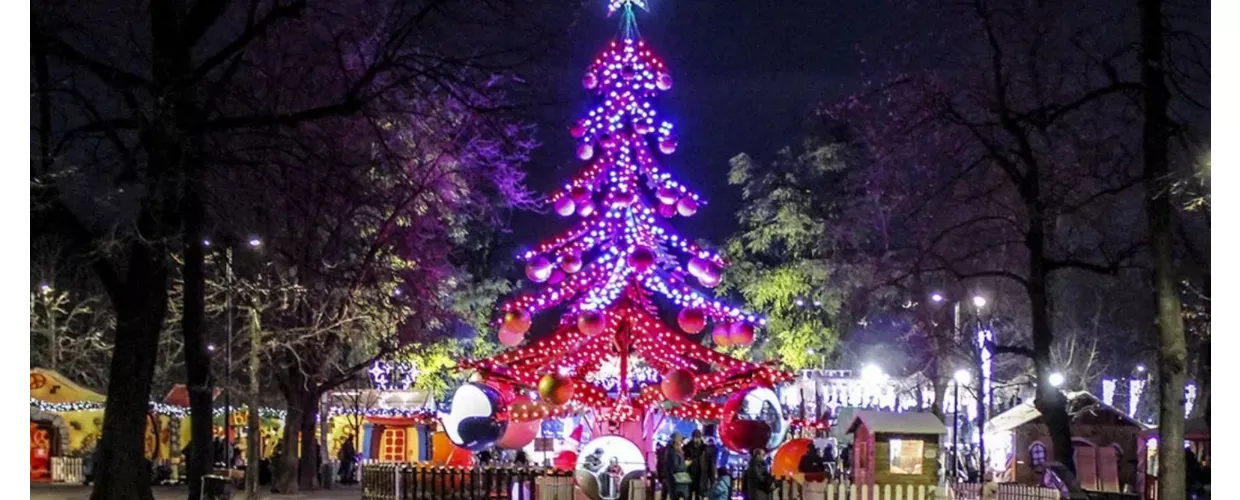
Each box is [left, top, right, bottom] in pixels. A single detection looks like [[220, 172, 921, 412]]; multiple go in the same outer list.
[[701, 261, 722, 280], [730, 322, 756, 346], [525, 256, 553, 282], [583, 72, 598, 89], [599, 134, 617, 150], [554, 197, 576, 217], [661, 369, 697, 403], [571, 187, 592, 204], [677, 308, 706, 334], [577, 200, 596, 217], [561, 253, 583, 274], [570, 121, 587, 138], [501, 309, 532, 335], [547, 269, 566, 285], [659, 138, 678, 155], [657, 73, 673, 91], [721, 419, 772, 453], [498, 327, 525, 347], [712, 323, 733, 346], [658, 203, 677, 218], [497, 396, 539, 449], [611, 191, 637, 208], [578, 311, 607, 336], [656, 187, 680, 205], [635, 121, 654, 135], [676, 197, 699, 217], [628, 247, 657, 274], [698, 272, 721, 288], [687, 257, 710, 278], [577, 143, 594, 161]]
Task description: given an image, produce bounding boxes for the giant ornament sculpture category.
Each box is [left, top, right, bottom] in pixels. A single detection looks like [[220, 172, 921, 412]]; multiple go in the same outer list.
[[718, 386, 787, 452], [441, 383, 507, 452]]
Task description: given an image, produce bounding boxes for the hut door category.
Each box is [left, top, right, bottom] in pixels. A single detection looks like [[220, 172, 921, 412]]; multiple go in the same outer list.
[[380, 428, 407, 462], [30, 422, 53, 481], [1097, 445, 1120, 492], [1074, 443, 1099, 490]]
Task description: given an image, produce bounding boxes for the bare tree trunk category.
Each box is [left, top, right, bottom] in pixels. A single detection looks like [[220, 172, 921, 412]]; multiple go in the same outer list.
[[182, 176, 214, 500], [1141, 0, 1189, 499], [274, 389, 304, 494], [90, 245, 168, 500], [1029, 229, 1077, 479], [246, 308, 262, 500], [300, 391, 323, 490]]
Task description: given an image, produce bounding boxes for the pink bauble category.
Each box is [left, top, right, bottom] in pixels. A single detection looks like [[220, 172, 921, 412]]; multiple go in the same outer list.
[[712, 323, 733, 346], [498, 327, 525, 347], [656, 187, 680, 205], [547, 269, 566, 285], [578, 311, 607, 336], [561, 253, 583, 274], [502, 309, 532, 335], [497, 397, 539, 449], [677, 308, 707, 334], [698, 272, 721, 288], [577, 143, 594, 161], [661, 369, 697, 403], [554, 197, 576, 217], [658, 203, 677, 218], [659, 138, 678, 155], [676, 198, 699, 217], [525, 256, 553, 283], [656, 73, 673, 91], [701, 262, 722, 280], [570, 121, 587, 138], [611, 191, 637, 208], [687, 257, 710, 278], [577, 200, 596, 217], [571, 187, 592, 204], [599, 134, 617, 150], [721, 419, 772, 453], [628, 247, 657, 274], [730, 322, 756, 346], [635, 121, 654, 135], [583, 72, 598, 89]]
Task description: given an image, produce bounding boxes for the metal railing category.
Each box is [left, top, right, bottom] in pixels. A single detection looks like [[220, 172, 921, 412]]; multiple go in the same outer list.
[[362, 462, 573, 500]]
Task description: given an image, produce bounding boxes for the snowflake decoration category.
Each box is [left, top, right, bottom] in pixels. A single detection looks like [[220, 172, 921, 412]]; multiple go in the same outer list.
[[608, 0, 648, 15]]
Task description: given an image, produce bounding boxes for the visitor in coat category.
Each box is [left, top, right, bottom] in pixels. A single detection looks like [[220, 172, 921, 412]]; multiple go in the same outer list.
[[83, 445, 101, 485], [338, 437, 358, 485], [685, 431, 716, 500], [743, 448, 775, 500], [665, 433, 690, 500], [707, 468, 732, 500]]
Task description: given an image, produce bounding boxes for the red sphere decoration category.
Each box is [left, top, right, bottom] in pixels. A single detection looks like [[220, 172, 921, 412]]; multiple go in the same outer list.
[[571, 187, 592, 204], [525, 256, 553, 283], [554, 197, 576, 217], [578, 311, 607, 336], [628, 247, 657, 274], [712, 323, 733, 346], [577, 143, 594, 161], [445, 443, 476, 468], [583, 72, 598, 89], [677, 308, 706, 334], [570, 121, 587, 138], [611, 191, 637, 208], [561, 253, 583, 274], [772, 439, 813, 479], [538, 372, 576, 406], [577, 200, 596, 217], [502, 309, 532, 335], [659, 138, 678, 155], [497, 396, 539, 449], [676, 197, 699, 217], [498, 327, 524, 347], [657, 73, 673, 91], [661, 369, 697, 402], [658, 203, 677, 218], [721, 419, 772, 453], [656, 187, 680, 205], [730, 322, 756, 346], [553, 450, 578, 471]]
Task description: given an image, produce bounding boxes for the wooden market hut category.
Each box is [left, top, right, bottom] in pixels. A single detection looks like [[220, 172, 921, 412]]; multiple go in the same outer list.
[[846, 410, 946, 487], [324, 388, 438, 462], [1136, 417, 1209, 499], [984, 391, 1145, 494], [29, 368, 104, 481]]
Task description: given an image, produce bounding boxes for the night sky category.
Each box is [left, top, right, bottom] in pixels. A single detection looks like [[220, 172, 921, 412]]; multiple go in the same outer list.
[[515, 0, 889, 245]]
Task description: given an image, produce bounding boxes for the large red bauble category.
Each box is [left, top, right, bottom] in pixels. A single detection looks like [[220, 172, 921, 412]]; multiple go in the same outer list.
[[687, 257, 710, 278], [628, 247, 657, 274], [561, 253, 583, 274], [577, 143, 594, 161], [525, 256, 553, 282], [730, 322, 756, 346], [658, 203, 677, 218], [677, 308, 706, 334], [498, 327, 524, 347], [553, 450, 578, 471], [570, 187, 592, 204], [502, 310, 531, 335], [554, 197, 576, 217], [578, 310, 608, 335], [656, 187, 680, 205], [538, 373, 575, 406], [720, 419, 772, 453], [577, 200, 596, 218], [497, 396, 539, 449], [712, 323, 733, 346], [661, 369, 697, 402], [772, 439, 813, 479], [676, 197, 699, 217]]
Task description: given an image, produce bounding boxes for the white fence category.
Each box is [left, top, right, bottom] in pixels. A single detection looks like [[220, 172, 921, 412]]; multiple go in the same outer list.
[[948, 483, 1061, 500], [534, 476, 574, 500], [50, 457, 84, 484], [794, 482, 1060, 500]]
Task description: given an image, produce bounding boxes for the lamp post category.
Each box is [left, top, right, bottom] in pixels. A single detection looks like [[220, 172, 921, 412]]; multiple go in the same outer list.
[[207, 236, 261, 484], [953, 369, 971, 480]]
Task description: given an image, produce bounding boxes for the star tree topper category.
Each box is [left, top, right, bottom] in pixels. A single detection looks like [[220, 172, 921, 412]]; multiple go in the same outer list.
[[609, 0, 648, 15]]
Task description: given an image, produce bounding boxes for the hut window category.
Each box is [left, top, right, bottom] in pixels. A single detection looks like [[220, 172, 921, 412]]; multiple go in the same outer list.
[[1030, 442, 1048, 467], [889, 439, 924, 474]]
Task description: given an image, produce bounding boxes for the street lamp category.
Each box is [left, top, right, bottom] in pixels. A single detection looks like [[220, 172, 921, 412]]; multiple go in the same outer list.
[[931, 292, 945, 303], [861, 363, 886, 384], [972, 296, 987, 308], [953, 369, 971, 479], [1136, 364, 1146, 373], [1049, 372, 1065, 388], [210, 235, 261, 478]]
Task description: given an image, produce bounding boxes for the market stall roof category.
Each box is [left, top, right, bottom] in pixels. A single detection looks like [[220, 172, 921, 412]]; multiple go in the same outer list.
[[30, 368, 105, 403], [846, 410, 947, 435], [162, 384, 222, 407], [985, 391, 1146, 434]]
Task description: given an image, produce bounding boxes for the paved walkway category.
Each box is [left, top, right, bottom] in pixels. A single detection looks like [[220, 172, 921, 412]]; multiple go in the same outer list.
[[30, 484, 362, 500]]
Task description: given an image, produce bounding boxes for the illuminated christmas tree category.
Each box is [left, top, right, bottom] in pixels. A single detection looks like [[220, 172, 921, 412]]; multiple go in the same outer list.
[[464, 0, 791, 433]]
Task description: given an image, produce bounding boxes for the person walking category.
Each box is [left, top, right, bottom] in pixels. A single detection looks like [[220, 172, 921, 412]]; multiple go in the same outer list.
[[664, 433, 690, 500], [338, 437, 358, 485], [743, 448, 775, 500], [686, 432, 717, 500]]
